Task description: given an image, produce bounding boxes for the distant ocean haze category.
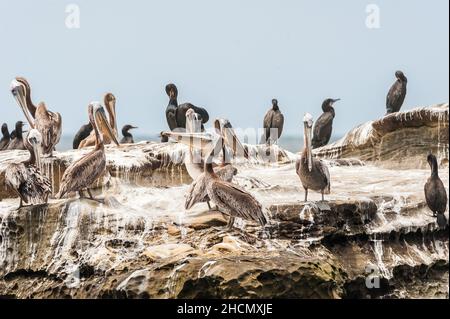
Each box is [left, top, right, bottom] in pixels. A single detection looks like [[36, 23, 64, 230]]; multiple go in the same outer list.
[[57, 134, 343, 153]]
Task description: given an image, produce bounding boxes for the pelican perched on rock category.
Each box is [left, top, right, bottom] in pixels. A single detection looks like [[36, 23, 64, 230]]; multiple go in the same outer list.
[[165, 83, 209, 131], [6, 121, 26, 150], [163, 130, 263, 230], [297, 113, 330, 201], [312, 98, 340, 149], [10, 77, 62, 156], [57, 102, 120, 201], [73, 122, 93, 149], [424, 153, 448, 229], [78, 93, 118, 148], [5, 129, 51, 208], [386, 70, 407, 114], [261, 99, 284, 145], [120, 125, 137, 144], [183, 112, 247, 210], [0, 123, 11, 150]]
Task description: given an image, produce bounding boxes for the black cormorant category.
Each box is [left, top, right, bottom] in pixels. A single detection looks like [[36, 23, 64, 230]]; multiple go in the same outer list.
[[120, 125, 137, 144], [73, 122, 93, 149], [165, 83, 209, 131], [312, 98, 340, 149], [424, 153, 448, 229], [261, 99, 284, 145], [7, 121, 26, 150], [0, 123, 11, 150], [386, 70, 407, 114]]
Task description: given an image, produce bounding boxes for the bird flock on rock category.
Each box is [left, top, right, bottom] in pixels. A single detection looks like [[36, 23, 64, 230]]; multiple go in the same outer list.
[[1, 70, 448, 231]]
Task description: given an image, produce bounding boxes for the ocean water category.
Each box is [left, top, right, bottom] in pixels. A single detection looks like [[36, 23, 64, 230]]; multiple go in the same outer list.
[[58, 134, 342, 153]]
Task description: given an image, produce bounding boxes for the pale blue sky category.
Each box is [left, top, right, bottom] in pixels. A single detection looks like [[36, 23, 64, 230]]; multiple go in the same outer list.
[[0, 0, 448, 137]]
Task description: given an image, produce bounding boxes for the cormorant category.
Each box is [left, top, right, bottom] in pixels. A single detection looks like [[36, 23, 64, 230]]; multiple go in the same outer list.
[[297, 113, 330, 201], [120, 125, 137, 144], [73, 123, 93, 149], [261, 99, 284, 144], [312, 98, 340, 149], [7, 121, 26, 150], [0, 123, 11, 150], [386, 70, 407, 114], [424, 153, 448, 229], [165, 83, 209, 131]]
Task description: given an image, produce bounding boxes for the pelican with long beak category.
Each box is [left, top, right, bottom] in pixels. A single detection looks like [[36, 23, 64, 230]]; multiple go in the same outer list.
[[78, 93, 118, 148], [57, 102, 120, 201], [296, 113, 330, 201], [163, 130, 264, 230], [10, 77, 62, 156], [5, 129, 51, 208]]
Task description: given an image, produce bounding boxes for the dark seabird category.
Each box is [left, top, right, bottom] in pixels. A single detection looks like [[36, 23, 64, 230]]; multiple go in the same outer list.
[[160, 131, 169, 143], [73, 122, 93, 149], [386, 70, 407, 114], [311, 98, 340, 149], [7, 121, 26, 150], [5, 129, 51, 208], [165, 83, 209, 131], [424, 153, 448, 229], [297, 113, 330, 201], [0, 123, 11, 150], [120, 125, 137, 144], [57, 102, 119, 201], [261, 99, 284, 144]]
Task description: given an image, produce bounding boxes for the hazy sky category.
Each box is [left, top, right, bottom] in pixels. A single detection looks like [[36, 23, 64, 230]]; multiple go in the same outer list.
[[0, 0, 448, 137]]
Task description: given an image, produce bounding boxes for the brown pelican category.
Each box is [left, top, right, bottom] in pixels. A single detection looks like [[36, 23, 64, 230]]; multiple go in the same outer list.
[[424, 153, 448, 229], [6, 121, 26, 150], [261, 99, 284, 145], [5, 129, 51, 208], [73, 122, 93, 149], [0, 123, 11, 150], [78, 93, 118, 148], [296, 113, 330, 201], [10, 77, 62, 156], [163, 131, 263, 229], [386, 70, 407, 114], [56, 102, 120, 201], [312, 98, 340, 149], [165, 83, 209, 131], [183, 114, 247, 210], [120, 125, 137, 144]]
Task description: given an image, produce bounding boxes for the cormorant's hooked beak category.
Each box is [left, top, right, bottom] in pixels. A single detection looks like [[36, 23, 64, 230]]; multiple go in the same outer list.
[[94, 106, 120, 146], [214, 118, 248, 159], [10, 80, 35, 128], [332, 98, 341, 104]]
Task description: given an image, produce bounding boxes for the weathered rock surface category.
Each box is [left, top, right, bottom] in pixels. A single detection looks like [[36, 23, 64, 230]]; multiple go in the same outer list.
[[315, 104, 449, 168]]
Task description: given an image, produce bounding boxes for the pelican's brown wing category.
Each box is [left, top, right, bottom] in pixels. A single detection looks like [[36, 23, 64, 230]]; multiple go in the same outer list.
[[185, 173, 208, 210], [211, 180, 266, 225], [315, 159, 330, 194], [37, 111, 62, 154], [57, 149, 105, 198]]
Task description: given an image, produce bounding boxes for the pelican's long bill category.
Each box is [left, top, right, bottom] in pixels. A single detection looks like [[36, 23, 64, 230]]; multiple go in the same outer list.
[[10, 79, 35, 128], [162, 131, 218, 155], [94, 105, 120, 146], [303, 113, 314, 172]]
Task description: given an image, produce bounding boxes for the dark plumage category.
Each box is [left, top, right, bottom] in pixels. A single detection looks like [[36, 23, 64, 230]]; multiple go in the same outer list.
[[7, 121, 26, 150], [165, 83, 209, 131], [0, 123, 11, 150], [297, 113, 330, 201], [312, 98, 340, 149], [386, 70, 407, 114], [261, 99, 284, 144], [120, 125, 137, 144], [424, 154, 448, 229], [73, 123, 93, 149]]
